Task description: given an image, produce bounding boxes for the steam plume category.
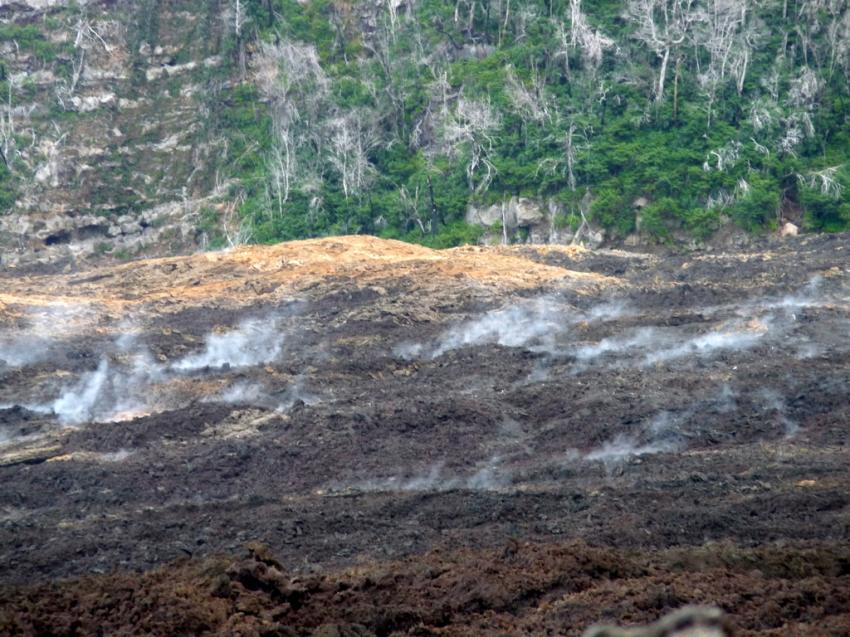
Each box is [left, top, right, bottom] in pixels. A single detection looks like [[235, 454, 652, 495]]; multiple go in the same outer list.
[[172, 319, 283, 371], [52, 359, 110, 426]]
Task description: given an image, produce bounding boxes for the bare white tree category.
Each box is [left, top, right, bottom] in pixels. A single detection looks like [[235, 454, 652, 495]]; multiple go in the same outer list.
[[253, 39, 331, 215], [795, 0, 849, 76], [563, 121, 581, 192], [266, 126, 296, 217], [568, 0, 615, 71], [222, 193, 254, 247], [626, 0, 701, 103], [438, 95, 500, 193], [399, 184, 427, 233], [773, 65, 821, 156], [798, 166, 845, 198], [56, 6, 111, 110], [0, 76, 23, 172], [536, 120, 589, 193], [223, 0, 250, 75], [703, 140, 743, 172], [72, 8, 112, 52], [504, 64, 552, 123], [326, 110, 377, 200], [694, 0, 761, 128]]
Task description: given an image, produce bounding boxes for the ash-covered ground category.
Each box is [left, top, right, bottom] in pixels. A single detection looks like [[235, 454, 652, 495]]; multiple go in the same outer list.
[[0, 235, 849, 635]]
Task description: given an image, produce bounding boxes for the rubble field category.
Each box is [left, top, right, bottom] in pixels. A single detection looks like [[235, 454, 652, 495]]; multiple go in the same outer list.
[[1, 235, 849, 635]]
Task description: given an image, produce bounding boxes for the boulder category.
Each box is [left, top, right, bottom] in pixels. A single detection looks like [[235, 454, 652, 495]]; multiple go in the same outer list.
[[623, 233, 641, 247], [514, 198, 545, 226], [466, 203, 516, 229], [781, 222, 799, 237]]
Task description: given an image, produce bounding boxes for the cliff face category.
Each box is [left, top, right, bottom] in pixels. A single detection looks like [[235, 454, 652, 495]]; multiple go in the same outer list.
[[0, 0, 234, 269], [3, 0, 848, 265]]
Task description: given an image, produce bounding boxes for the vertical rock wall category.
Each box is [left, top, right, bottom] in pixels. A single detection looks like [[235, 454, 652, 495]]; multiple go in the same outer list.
[[0, 0, 236, 269]]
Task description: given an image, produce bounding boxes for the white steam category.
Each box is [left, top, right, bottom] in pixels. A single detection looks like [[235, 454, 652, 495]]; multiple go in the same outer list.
[[219, 382, 269, 404], [277, 375, 320, 410], [642, 320, 769, 366], [757, 388, 799, 437], [172, 319, 283, 371], [52, 359, 110, 426], [584, 300, 632, 322], [211, 374, 319, 411], [396, 297, 633, 360], [41, 314, 291, 426], [396, 278, 839, 372], [585, 435, 679, 470], [715, 384, 738, 414], [573, 328, 657, 363], [572, 319, 770, 368], [404, 297, 565, 359], [580, 410, 687, 473], [341, 457, 511, 494], [98, 449, 134, 462], [0, 334, 51, 368], [759, 276, 824, 311], [50, 344, 165, 426], [0, 303, 97, 368]]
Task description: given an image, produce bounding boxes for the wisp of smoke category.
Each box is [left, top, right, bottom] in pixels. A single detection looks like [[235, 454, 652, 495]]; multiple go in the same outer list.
[[573, 328, 659, 363], [219, 382, 270, 405], [400, 464, 449, 491], [429, 298, 566, 358], [583, 300, 632, 322], [572, 318, 769, 370], [715, 384, 738, 414], [49, 346, 164, 426], [52, 358, 110, 426], [347, 456, 511, 494], [98, 449, 134, 462], [393, 341, 425, 359], [0, 303, 98, 369], [643, 320, 769, 366], [172, 318, 283, 371], [277, 375, 320, 410], [757, 388, 799, 437], [108, 350, 165, 417], [761, 275, 824, 311], [0, 334, 50, 369], [465, 456, 510, 490], [585, 434, 679, 472], [395, 297, 635, 361]]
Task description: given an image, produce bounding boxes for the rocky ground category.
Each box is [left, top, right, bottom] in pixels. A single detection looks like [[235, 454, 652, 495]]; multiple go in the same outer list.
[[0, 235, 849, 635]]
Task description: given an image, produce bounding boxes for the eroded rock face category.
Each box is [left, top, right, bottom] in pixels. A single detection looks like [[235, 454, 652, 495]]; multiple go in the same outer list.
[[466, 196, 608, 247], [466, 197, 547, 232], [0, 0, 234, 268]]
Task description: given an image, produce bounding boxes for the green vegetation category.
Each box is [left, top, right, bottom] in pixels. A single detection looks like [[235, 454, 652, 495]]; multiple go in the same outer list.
[[0, 25, 60, 62], [6, 0, 849, 246], [0, 161, 15, 212], [202, 0, 850, 245]]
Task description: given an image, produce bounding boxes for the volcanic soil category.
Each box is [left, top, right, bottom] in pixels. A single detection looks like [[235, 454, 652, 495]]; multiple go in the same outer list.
[[0, 235, 849, 635]]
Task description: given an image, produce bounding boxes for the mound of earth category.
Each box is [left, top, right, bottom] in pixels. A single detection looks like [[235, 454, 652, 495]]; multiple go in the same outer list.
[[2, 541, 848, 636]]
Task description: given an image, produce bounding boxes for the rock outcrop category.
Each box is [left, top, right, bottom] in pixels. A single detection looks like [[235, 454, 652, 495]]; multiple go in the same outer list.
[[0, 0, 235, 269], [466, 196, 605, 247]]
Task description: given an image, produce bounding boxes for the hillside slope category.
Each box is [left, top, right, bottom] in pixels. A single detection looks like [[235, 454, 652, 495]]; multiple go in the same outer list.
[[1, 0, 849, 266]]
